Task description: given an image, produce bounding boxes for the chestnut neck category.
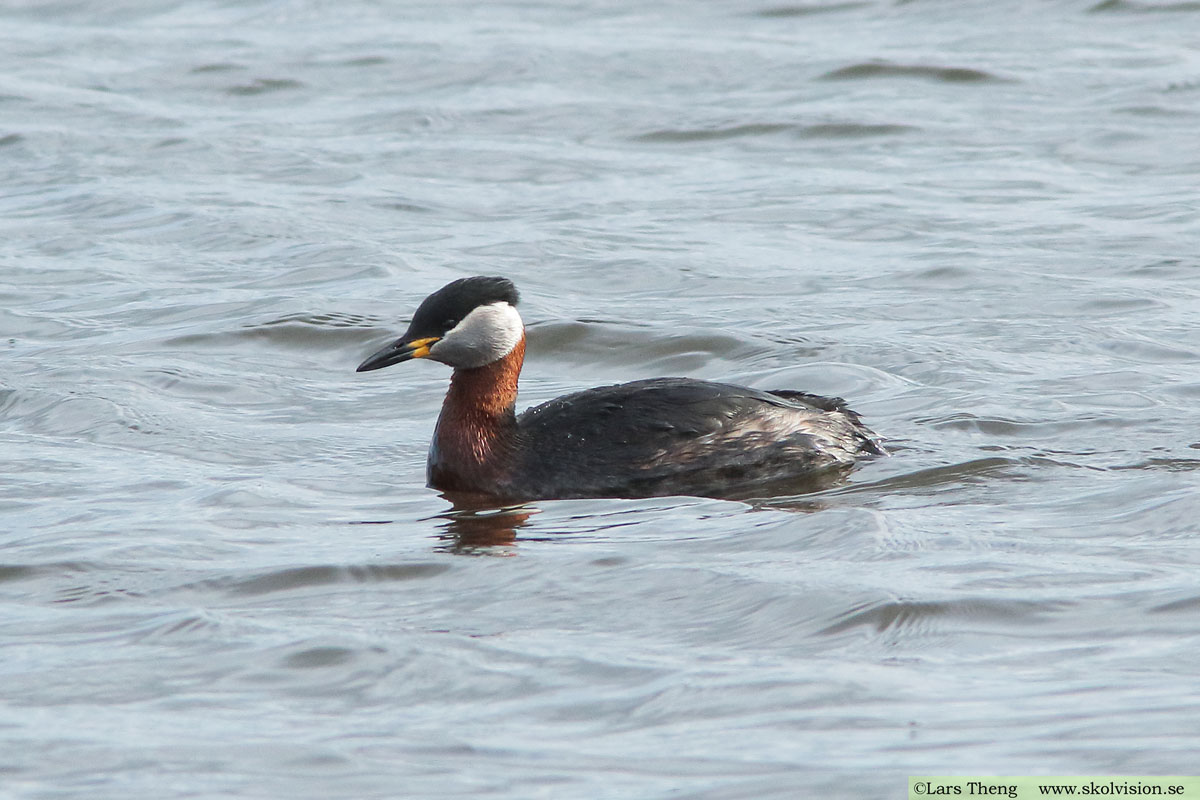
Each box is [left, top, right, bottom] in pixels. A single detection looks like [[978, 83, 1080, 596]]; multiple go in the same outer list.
[[444, 335, 524, 419], [430, 336, 525, 491]]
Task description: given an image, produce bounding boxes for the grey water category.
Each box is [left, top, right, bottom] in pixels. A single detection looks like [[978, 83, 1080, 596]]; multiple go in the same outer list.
[[3, 0, 1200, 797]]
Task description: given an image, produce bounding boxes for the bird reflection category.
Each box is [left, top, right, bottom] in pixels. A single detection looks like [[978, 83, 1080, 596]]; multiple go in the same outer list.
[[717, 466, 856, 509], [426, 469, 857, 553], [431, 491, 538, 554]]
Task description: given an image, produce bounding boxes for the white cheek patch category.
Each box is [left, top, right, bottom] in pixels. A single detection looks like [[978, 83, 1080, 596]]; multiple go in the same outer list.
[[429, 302, 523, 368]]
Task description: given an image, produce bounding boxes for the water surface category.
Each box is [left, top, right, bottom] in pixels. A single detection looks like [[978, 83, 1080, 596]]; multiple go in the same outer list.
[[3, 1, 1200, 797]]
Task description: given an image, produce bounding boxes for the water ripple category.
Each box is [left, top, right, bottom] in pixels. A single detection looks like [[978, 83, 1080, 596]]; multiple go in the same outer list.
[[225, 78, 306, 96], [820, 598, 1070, 635], [819, 61, 1007, 83], [632, 121, 915, 144], [209, 562, 453, 597], [754, 2, 872, 17], [1090, 0, 1200, 12]]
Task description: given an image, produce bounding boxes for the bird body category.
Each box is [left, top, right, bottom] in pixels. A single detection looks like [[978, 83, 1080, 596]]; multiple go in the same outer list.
[[358, 277, 883, 501]]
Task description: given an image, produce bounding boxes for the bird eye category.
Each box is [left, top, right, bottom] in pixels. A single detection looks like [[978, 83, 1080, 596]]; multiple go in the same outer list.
[[444, 318, 458, 330]]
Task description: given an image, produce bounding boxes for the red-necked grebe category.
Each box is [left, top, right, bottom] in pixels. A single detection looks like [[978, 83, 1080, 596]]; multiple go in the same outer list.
[[357, 276, 884, 501]]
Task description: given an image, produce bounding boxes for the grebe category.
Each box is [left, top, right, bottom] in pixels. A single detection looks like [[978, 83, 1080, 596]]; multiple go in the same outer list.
[[357, 276, 884, 501]]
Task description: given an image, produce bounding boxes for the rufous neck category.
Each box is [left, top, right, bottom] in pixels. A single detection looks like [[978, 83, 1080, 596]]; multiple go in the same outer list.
[[444, 334, 525, 420], [429, 336, 525, 491]]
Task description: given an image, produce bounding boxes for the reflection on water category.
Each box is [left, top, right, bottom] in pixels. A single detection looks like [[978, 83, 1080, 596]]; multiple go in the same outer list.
[[432, 493, 539, 553], [428, 465, 863, 550]]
